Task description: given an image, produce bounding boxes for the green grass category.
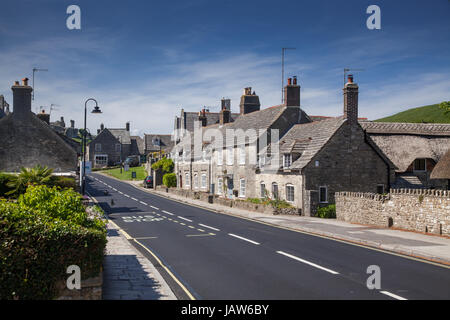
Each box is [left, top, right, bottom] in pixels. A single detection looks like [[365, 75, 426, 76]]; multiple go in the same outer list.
[[103, 166, 147, 181], [375, 103, 450, 123]]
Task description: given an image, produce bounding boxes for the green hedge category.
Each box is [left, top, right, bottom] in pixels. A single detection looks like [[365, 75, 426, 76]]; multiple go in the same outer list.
[[0, 173, 14, 198], [0, 185, 106, 299], [163, 173, 177, 188], [317, 204, 336, 219]]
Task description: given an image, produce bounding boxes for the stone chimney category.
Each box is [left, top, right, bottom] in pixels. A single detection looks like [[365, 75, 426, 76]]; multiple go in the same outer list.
[[11, 78, 33, 120], [60, 116, 66, 127], [100, 123, 104, 131], [70, 120, 75, 128], [198, 108, 207, 127], [220, 98, 231, 125], [284, 76, 300, 107], [37, 109, 50, 125], [126, 122, 130, 131], [239, 87, 260, 115], [343, 74, 358, 125]]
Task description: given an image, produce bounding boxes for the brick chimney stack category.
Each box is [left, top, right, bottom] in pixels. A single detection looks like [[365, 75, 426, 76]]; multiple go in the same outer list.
[[284, 76, 300, 107], [11, 78, 33, 120], [239, 87, 260, 115], [70, 120, 75, 128], [343, 74, 358, 125], [220, 98, 231, 125], [198, 108, 207, 127], [126, 122, 130, 131]]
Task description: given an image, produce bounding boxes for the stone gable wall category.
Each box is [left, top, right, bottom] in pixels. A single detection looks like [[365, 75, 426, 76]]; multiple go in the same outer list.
[[336, 189, 450, 236]]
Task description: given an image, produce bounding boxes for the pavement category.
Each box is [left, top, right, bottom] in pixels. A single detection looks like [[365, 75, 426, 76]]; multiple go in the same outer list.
[[88, 172, 450, 300], [101, 211, 177, 300], [126, 180, 450, 266]]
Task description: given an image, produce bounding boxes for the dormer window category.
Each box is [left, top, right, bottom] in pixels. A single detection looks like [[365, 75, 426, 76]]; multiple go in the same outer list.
[[413, 158, 426, 172], [283, 154, 292, 168]]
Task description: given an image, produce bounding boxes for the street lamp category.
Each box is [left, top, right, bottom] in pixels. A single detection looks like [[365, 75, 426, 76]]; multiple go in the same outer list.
[[81, 98, 102, 195]]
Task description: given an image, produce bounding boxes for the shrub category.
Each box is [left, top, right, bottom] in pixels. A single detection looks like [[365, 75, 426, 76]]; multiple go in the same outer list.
[[5, 165, 53, 197], [317, 204, 336, 219], [0, 186, 106, 300], [0, 173, 14, 198], [48, 176, 77, 190], [163, 173, 177, 188], [152, 158, 174, 174]]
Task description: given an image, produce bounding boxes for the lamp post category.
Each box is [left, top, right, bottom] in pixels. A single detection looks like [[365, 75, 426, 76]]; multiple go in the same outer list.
[[81, 98, 102, 195]]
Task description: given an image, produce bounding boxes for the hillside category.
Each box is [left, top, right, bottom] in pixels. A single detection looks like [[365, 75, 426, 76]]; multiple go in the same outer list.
[[375, 103, 450, 123]]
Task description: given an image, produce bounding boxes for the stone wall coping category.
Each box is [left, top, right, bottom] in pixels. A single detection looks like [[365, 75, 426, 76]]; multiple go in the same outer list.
[[336, 188, 449, 200]]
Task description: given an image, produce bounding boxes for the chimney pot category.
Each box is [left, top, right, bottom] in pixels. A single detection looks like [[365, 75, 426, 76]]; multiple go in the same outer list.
[[347, 74, 353, 83], [126, 122, 130, 131], [293, 76, 297, 85], [22, 78, 29, 86], [287, 78, 292, 85], [14, 81, 19, 86]]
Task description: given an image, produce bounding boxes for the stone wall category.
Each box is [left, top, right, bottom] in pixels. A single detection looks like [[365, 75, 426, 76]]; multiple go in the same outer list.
[[156, 186, 300, 215], [336, 189, 450, 236]]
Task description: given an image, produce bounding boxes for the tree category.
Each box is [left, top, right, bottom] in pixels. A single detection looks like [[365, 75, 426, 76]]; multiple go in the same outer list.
[[163, 173, 177, 188], [151, 157, 174, 174], [440, 101, 450, 114], [6, 165, 54, 196]]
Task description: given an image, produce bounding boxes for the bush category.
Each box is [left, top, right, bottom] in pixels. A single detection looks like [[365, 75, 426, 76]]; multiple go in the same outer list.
[[163, 173, 177, 188], [0, 185, 107, 299], [151, 158, 174, 174], [317, 204, 336, 219], [48, 176, 77, 190], [0, 173, 14, 198]]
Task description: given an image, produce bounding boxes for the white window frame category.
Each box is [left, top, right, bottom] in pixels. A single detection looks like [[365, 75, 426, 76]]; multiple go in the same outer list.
[[319, 186, 328, 203], [227, 147, 234, 165], [201, 173, 207, 189], [286, 184, 295, 202], [94, 154, 108, 166], [283, 154, 292, 168], [217, 178, 223, 195], [185, 172, 190, 187], [239, 179, 246, 198], [115, 143, 121, 153], [272, 182, 279, 200], [239, 145, 246, 165], [260, 182, 266, 198], [217, 149, 223, 166], [193, 173, 198, 189]]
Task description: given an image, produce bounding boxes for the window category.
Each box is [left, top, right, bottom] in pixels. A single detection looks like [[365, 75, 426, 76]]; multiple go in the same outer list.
[[193, 174, 198, 189], [239, 179, 246, 198], [227, 147, 233, 165], [95, 155, 108, 166], [115, 144, 121, 153], [315, 160, 320, 167], [217, 178, 223, 194], [217, 149, 223, 165], [95, 143, 102, 152], [319, 186, 328, 203], [260, 182, 266, 198], [185, 173, 190, 186], [283, 154, 292, 168], [413, 158, 426, 171], [377, 184, 385, 194], [272, 183, 279, 200], [239, 146, 246, 165], [286, 184, 294, 202], [201, 174, 207, 189]]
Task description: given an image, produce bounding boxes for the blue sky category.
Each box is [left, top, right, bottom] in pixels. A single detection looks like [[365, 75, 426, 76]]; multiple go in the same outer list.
[[0, 0, 449, 135]]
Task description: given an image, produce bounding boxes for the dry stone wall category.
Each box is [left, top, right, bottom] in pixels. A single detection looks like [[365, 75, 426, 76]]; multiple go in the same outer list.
[[336, 189, 450, 236]]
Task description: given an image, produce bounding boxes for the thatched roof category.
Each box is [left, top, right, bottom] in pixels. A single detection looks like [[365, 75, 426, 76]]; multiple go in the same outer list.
[[431, 149, 450, 179]]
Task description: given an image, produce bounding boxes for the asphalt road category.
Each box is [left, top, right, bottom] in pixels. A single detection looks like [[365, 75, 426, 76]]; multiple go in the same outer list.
[[87, 173, 450, 300]]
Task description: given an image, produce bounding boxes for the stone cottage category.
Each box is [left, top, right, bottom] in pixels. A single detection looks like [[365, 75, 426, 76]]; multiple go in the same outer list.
[[0, 78, 77, 172]]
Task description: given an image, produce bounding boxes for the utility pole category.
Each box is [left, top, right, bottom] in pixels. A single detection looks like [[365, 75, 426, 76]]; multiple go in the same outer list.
[[282, 48, 296, 104], [32, 68, 48, 101]]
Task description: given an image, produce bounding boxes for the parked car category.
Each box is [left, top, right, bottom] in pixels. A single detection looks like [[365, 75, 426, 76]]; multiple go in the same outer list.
[[143, 175, 153, 188], [124, 155, 140, 167]]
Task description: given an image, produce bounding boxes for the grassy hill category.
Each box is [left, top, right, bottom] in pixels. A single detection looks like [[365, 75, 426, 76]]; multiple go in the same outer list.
[[375, 103, 450, 123]]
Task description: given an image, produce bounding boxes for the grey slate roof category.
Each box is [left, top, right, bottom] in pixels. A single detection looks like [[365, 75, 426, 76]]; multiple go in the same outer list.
[[182, 111, 240, 132], [360, 121, 450, 136], [144, 134, 174, 152], [280, 117, 346, 170], [130, 136, 145, 155], [109, 128, 131, 144]]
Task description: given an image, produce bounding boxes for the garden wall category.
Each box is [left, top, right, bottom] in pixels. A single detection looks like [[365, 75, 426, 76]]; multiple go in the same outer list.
[[335, 189, 450, 236]]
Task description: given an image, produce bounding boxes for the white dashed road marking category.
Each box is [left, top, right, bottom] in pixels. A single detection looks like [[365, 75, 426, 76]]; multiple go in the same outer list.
[[380, 291, 407, 300], [150, 206, 159, 210], [162, 210, 175, 216], [276, 251, 339, 275], [228, 233, 260, 245], [199, 224, 220, 232], [140, 201, 148, 205], [178, 216, 192, 222]]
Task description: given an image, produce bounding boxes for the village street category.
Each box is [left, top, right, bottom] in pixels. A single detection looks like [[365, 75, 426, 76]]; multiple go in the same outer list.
[[87, 173, 450, 300]]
